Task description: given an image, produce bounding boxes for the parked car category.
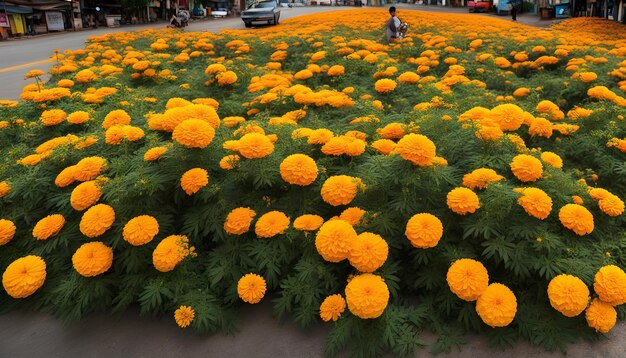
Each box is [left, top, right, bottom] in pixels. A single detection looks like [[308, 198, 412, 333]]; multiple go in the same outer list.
[[468, 0, 492, 12], [241, 0, 281, 27]]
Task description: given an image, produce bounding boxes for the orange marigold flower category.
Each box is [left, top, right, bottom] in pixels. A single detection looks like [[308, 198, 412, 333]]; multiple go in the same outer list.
[[462, 168, 504, 190], [32, 214, 65, 240], [237, 273, 266, 304], [594, 265, 626, 306], [405, 213, 443, 248], [586, 298, 617, 333], [320, 294, 346, 322], [348, 232, 388, 273], [144, 147, 168, 161], [0, 219, 16, 245], [559, 204, 594, 236], [547, 274, 590, 317], [74, 156, 107, 182], [528, 117, 553, 138], [489, 104, 524, 131], [180, 168, 209, 195], [315, 219, 357, 263], [152, 235, 190, 272], [40, 109, 67, 126], [598, 194, 625, 217], [67, 111, 90, 124], [293, 214, 324, 231], [224, 207, 256, 235], [320, 175, 361, 206], [345, 273, 389, 319], [123, 215, 159, 246], [79, 204, 115, 238], [279, 154, 318, 186], [447, 258, 489, 301], [174, 306, 195, 328], [72, 241, 113, 277], [238, 133, 275, 159], [510, 154, 543, 182], [517, 187, 553, 220], [374, 79, 397, 93], [371, 139, 396, 155], [254, 211, 290, 238], [219, 155, 240, 170], [70, 181, 102, 211], [2, 255, 46, 298], [447, 187, 480, 215], [172, 119, 216, 149], [0, 181, 11, 198], [541, 152, 563, 169], [102, 109, 131, 129], [377, 123, 405, 139], [476, 283, 517, 328], [395, 134, 436, 166]]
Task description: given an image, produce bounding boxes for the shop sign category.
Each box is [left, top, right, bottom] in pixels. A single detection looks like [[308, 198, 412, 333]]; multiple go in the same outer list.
[[45, 11, 64, 31]]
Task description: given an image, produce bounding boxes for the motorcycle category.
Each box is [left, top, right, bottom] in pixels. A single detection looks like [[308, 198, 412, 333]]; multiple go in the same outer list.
[[168, 10, 189, 28]]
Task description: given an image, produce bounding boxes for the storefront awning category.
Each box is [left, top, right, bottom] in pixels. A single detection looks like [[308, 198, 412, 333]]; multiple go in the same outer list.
[[1, 4, 34, 14]]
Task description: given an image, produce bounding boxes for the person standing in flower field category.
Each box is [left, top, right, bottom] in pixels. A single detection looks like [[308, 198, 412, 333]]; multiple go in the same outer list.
[[386, 6, 401, 42]]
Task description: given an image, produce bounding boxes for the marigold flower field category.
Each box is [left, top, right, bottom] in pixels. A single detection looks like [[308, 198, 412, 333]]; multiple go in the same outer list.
[[1, 9, 626, 356]]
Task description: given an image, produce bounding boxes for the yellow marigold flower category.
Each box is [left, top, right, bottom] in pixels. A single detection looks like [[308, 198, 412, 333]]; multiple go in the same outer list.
[[308, 128, 334, 144], [340, 207, 365, 226], [320, 294, 346, 322], [377, 123, 405, 139], [395, 134, 436, 166], [476, 120, 503, 141], [174, 306, 195, 328], [279, 154, 318, 186], [165, 98, 192, 109], [529, 117, 553, 138], [55, 166, 77, 187], [447, 258, 489, 301], [161, 104, 220, 132], [0, 219, 16, 245], [594, 265, 626, 306], [238, 273, 267, 304], [105, 125, 125, 145], [217, 71, 238, 86], [476, 283, 517, 328], [144, 147, 168, 161], [224, 207, 256, 235], [223, 116, 246, 128], [559, 204, 594, 236], [40, 109, 67, 126], [572, 196, 584, 205], [547, 274, 590, 317], [447, 187, 480, 215], [510, 154, 543, 182], [205, 63, 227, 75], [57, 79, 74, 88], [517, 187, 553, 220], [598, 194, 625, 217], [32, 214, 65, 240], [153, 235, 190, 272], [585, 298, 617, 333], [25, 69, 45, 78], [405, 213, 443, 248], [79, 204, 115, 238], [327, 65, 345, 76], [219, 155, 240, 170], [374, 78, 397, 93], [123, 215, 159, 246], [371, 139, 396, 155], [397, 71, 420, 83], [589, 188, 611, 201], [74, 156, 107, 182], [295, 69, 313, 80], [71, 181, 102, 211], [462, 168, 504, 190], [67, 111, 90, 124], [238, 133, 275, 159], [320, 175, 361, 206], [2, 255, 46, 298], [579, 72, 597, 83], [102, 109, 131, 129], [173, 119, 216, 149], [123, 126, 144, 141], [293, 214, 324, 231], [489, 103, 525, 131], [348, 232, 388, 273], [541, 152, 563, 169], [180, 168, 209, 195], [315, 220, 357, 263], [18, 154, 44, 166], [254, 211, 290, 238], [310, 51, 326, 62], [345, 273, 389, 319], [494, 57, 511, 68], [0, 181, 10, 198], [72, 241, 113, 277], [513, 88, 530, 97]]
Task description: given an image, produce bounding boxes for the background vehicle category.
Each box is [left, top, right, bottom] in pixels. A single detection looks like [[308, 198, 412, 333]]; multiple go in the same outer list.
[[468, 0, 492, 12], [241, 0, 281, 27]]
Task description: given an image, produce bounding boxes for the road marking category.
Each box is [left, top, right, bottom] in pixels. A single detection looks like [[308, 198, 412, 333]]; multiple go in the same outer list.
[[0, 59, 54, 74]]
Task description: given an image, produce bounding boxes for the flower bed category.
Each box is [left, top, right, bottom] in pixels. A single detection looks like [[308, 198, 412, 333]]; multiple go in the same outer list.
[[1, 10, 626, 356]]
